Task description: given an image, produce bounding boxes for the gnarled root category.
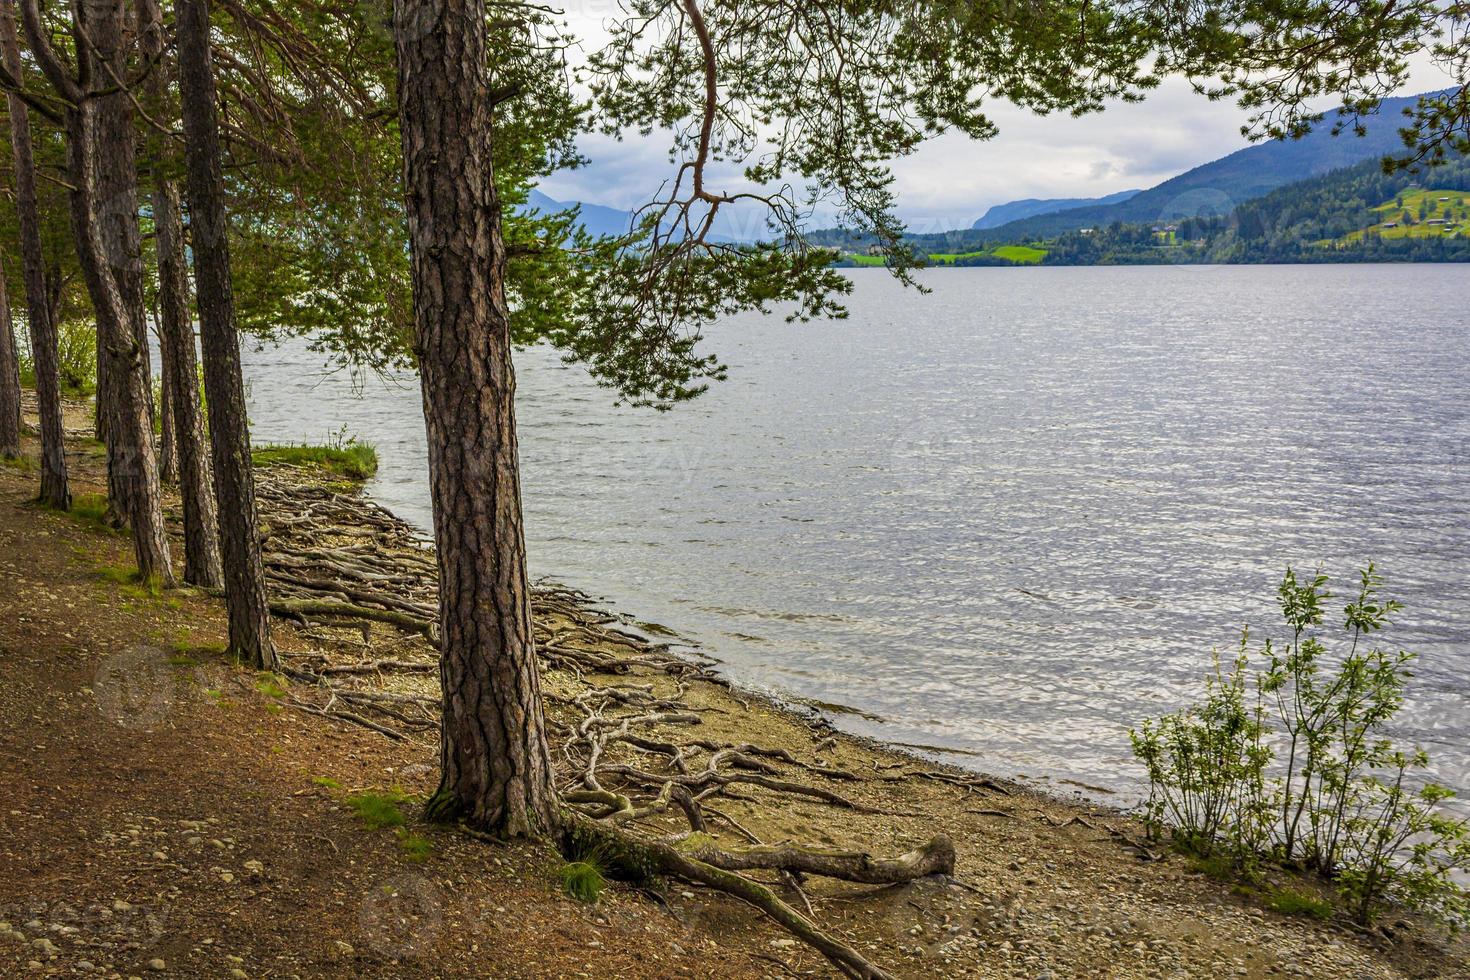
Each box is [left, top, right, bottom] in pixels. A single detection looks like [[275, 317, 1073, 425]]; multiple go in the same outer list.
[[561, 815, 951, 980], [684, 833, 954, 884]]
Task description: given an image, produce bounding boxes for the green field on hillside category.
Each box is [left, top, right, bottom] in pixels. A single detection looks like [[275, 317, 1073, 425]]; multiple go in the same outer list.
[[1346, 188, 1470, 242], [846, 243, 1048, 266]]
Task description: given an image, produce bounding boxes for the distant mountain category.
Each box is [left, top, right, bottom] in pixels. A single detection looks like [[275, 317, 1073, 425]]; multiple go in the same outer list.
[[972, 89, 1448, 242], [972, 189, 1140, 230], [526, 189, 635, 238]]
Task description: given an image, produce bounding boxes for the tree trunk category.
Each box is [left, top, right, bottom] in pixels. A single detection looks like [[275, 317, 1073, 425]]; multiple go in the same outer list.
[[1, 0, 66, 506], [176, 0, 275, 667], [394, 0, 558, 837], [141, 0, 222, 588], [156, 320, 178, 485], [41, 0, 173, 583], [0, 250, 20, 457], [86, 0, 154, 527]]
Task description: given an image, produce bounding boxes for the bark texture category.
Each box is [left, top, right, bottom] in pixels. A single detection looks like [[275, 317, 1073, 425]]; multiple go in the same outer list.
[[141, 0, 222, 587], [0, 252, 20, 456], [394, 0, 558, 837], [95, 34, 153, 507], [43, 0, 174, 582], [177, 0, 276, 667], [156, 329, 178, 484], [1, 0, 67, 504]]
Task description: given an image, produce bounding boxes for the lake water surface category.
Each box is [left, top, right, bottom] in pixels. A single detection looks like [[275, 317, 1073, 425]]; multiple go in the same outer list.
[[243, 265, 1470, 806]]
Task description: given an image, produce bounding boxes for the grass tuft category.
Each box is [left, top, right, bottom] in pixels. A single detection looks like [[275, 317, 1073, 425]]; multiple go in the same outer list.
[[93, 564, 165, 598], [397, 829, 434, 862], [1184, 852, 1238, 882], [1264, 887, 1333, 919], [66, 493, 121, 533], [346, 790, 410, 829], [559, 860, 606, 903]]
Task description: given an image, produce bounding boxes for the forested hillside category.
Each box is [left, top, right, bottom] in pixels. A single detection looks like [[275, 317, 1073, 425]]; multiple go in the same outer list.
[[1042, 156, 1470, 264]]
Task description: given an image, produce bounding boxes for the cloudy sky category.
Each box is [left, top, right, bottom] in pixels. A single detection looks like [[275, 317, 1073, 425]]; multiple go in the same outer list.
[[537, 11, 1461, 232]]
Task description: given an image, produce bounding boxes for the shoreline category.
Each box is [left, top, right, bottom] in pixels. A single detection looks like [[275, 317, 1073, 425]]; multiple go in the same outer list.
[[3, 398, 1467, 977]]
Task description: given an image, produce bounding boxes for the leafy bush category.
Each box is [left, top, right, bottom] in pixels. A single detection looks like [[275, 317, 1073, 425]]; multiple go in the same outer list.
[[1132, 565, 1470, 930], [15, 318, 98, 396]]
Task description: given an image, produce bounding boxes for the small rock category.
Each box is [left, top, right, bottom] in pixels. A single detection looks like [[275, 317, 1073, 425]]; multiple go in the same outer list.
[[219, 872, 235, 884], [148, 958, 166, 971], [242, 860, 264, 875], [32, 938, 59, 956], [771, 938, 797, 949]]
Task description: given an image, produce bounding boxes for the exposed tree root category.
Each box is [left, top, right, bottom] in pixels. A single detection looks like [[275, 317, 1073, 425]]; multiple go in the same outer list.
[[684, 834, 955, 884], [562, 814, 910, 980], [249, 469, 965, 978]]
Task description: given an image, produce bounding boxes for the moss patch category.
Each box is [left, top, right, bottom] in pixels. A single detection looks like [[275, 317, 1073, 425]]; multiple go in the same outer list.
[[346, 789, 411, 829]]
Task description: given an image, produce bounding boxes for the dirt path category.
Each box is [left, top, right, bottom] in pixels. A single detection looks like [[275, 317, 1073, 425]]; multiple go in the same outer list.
[[1, 407, 1466, 980], [0, 434, 774, 978]]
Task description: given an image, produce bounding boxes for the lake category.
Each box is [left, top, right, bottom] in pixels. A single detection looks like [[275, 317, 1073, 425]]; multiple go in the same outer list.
[[242, 264, 1470, 807]]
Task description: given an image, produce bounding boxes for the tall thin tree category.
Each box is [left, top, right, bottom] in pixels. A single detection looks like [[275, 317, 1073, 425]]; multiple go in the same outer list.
[[0, 0, 65, 506], [19, 0, 172, 582], [0, 247, 20, 457], [176, 0, 276, 668], [140, 0, 221, 588], [394, 0, 557, 835]]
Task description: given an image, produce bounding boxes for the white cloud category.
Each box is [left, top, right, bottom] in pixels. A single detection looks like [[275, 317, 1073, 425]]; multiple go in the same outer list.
[[539, 12, 1464, 231]]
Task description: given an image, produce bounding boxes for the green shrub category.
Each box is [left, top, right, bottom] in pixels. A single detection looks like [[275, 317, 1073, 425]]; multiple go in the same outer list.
[[1132, 565, 1470, 930], [57, 321, 97, 395], [18, 318, 99, 396]]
